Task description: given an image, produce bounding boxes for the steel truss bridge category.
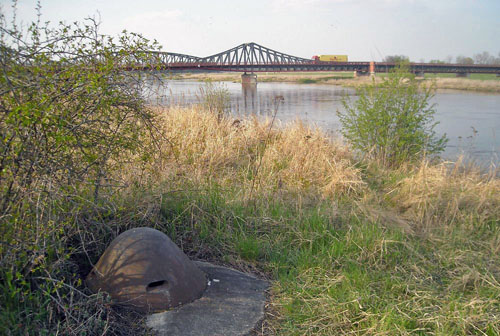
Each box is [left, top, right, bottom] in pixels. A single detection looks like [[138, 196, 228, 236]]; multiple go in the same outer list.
[[132, 42, 500, 75]]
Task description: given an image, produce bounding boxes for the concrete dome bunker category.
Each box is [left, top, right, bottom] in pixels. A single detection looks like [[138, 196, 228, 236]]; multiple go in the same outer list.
[[86, 227, 206, 313]]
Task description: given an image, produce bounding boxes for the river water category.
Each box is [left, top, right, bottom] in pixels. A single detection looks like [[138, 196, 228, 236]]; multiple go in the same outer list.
[[151, 79, 500, 165]]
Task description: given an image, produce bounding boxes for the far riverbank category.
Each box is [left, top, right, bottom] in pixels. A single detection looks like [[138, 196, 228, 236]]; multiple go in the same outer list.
[[172, 71, 500, 93]]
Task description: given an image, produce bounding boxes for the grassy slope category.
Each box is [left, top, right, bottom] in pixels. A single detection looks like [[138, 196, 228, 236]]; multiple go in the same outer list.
[[147, 107, 499, 335]]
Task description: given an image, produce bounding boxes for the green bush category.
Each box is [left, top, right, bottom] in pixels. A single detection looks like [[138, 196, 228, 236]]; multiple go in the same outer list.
[[337, 66, 448, 167], [0, 7, 163, 335]]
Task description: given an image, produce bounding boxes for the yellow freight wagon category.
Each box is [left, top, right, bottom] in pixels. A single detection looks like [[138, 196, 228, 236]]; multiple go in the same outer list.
[[318, 55, 348, 62]]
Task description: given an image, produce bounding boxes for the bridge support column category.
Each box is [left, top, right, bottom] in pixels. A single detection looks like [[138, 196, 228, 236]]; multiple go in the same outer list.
[[241, 73, 257, 85], [456, 72, 470, 78]]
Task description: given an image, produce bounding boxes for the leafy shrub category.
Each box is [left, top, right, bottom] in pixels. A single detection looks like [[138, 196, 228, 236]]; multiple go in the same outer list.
[[337, 66, 448, 167], [0, 7, 163, 334]]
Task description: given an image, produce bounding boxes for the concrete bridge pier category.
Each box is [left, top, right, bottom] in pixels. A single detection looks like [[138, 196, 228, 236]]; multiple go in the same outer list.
[[241, 72, 257, 85], [369, 61, 375, 77], [456, 72, 470, 78]]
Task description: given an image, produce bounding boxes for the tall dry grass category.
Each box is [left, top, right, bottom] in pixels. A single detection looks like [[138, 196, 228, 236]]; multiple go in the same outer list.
[[141, 105, 498, 235], [389, 159, 499, 232], [149, 106, 364, 200]]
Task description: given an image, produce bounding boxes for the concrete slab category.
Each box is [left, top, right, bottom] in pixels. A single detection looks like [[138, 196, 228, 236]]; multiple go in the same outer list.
[[146, 261, 269, 336]]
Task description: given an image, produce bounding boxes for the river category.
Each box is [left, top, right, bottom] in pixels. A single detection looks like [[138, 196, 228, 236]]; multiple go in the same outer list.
[[149, 79, 500, 165]]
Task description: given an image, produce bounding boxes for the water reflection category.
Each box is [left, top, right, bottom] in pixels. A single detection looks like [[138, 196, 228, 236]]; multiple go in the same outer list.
[[241, 83, 258, 114], [231, 82, 353, 129]]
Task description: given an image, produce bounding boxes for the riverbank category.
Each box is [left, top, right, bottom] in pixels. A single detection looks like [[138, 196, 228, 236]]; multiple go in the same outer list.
[[138, 106, 500, 334], [3, 104, 499, 335], [174, 71, 500, 93]]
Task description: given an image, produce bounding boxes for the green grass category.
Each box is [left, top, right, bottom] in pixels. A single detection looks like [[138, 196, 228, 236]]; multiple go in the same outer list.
[[159, 184, 500, 335], [262, 71, 353, 77], [425, 73, 500, 80], [375, 73, 500, 80], [297, 78, 318, 84]]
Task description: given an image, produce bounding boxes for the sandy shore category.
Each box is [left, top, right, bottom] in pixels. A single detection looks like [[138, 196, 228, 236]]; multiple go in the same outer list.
[[172, 72, 500, 93]]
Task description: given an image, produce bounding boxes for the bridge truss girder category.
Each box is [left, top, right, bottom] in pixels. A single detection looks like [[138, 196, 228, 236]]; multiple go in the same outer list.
[[124, 43, 500, 75], [148, 51, 202, 65], [200, 42, 314, 65]]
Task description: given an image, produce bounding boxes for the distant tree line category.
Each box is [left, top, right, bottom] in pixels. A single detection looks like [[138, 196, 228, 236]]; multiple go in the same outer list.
[[383, 55, 410, 63], [384, 51, 500, 65]]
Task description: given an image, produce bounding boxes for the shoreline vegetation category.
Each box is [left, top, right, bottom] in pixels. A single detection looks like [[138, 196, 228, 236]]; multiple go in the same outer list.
[[4, 103, 500, 334], [171, 71, 500, 93]]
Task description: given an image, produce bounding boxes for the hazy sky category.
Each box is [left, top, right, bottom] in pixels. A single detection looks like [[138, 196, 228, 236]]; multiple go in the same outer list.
[[3, 0, 499, 61]]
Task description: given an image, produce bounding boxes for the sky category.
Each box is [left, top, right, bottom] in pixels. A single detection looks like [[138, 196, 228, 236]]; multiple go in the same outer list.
[[2, 0, 499, 62]]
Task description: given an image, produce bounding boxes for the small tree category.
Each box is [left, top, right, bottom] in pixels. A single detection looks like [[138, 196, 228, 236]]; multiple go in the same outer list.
[[473, 51, 495, 65], [456, 55, 474, 64], [0, 12, 162, 206], [0, 6, 164, 334], [337, 66, 447, 167], [384, 55, 410, 63]]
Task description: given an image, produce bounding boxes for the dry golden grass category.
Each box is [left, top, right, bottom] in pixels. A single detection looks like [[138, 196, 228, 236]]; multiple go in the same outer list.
[[431, 78, 500, 92], [389, 159, 500, 231], [142, 105, 499, 232], [148, 106, 364, 201]]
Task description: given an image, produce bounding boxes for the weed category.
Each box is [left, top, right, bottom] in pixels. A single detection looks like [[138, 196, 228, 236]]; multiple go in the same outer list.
[[196, 80, 230, 121]]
